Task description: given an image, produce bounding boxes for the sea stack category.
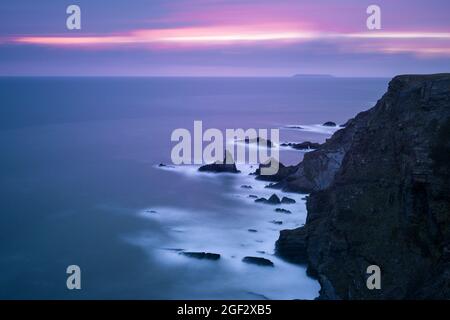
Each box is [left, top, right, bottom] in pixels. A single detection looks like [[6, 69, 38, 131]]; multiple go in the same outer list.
[[198, 150, 240, 173]]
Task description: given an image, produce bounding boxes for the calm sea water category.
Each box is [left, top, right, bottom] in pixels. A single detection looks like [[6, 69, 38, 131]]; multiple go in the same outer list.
[[0, 77, 388, 299]]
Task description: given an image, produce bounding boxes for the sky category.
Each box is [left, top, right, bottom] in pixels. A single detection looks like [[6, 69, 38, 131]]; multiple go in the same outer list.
[[0, 0, 449, 77]]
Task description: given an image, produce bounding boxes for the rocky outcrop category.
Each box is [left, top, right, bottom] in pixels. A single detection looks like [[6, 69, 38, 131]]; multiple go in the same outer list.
[[274, 110, 372, 193], [270, 220, 283, 225], [180, 252, 221, 260], [198, 151, 240, 173], [276, 74, 450, 299], [281, 197, 296, 204], [242, 137, 274, 148], [242, 256, 274, 267], [275, 208, 292, 214], [254, 194, 281, 205], [253, 158, 296, 182]]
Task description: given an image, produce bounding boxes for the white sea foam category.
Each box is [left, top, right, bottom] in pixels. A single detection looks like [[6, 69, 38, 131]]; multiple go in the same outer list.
[[231, 139, 279, 151], [278, 143, 317, 153], [282, 124, 343, 135], [137, 163, 319, 299]]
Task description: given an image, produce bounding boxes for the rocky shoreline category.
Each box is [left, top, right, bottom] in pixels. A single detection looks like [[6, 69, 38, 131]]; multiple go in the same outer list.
[[275, 74, 450, 299], [155, 74, 449, 299], [154, 159, 313, 278]]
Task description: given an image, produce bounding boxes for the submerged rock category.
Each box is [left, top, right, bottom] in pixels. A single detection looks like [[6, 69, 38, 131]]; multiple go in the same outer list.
[[248, 195, 258, 199], [180, 252, 221, 260], [158, 163, 174, 168], [242, 256, 274, 267], [248, 229, 258, 233], [275, 208, 292, 214], [322, 121, 337, 127], [163, 248, 184, 252], [246, 291, 270, 300], [241, 185, 253, 189], [270, 220, 283, 225]]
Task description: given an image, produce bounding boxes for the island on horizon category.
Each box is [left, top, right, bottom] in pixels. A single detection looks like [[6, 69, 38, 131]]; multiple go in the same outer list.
[[292, 74, 336, 79]]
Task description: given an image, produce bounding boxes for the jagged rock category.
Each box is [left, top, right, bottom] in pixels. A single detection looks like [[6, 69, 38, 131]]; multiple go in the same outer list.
[[267, 194, 281, 204], [253, 158, 296, 182], [254, 194, 281, 205], [322, 121, 337, 127], [276, 74, 450, 300], [275, 208, 292, 214], [281, 197, 296, 204], [276, 228, 309, 264], [180, 252, 221, 260], [241, 185, 253, 189], [242, 256, 274, 267], [273, 109, 372, 193], [198, 151, 240, 173]]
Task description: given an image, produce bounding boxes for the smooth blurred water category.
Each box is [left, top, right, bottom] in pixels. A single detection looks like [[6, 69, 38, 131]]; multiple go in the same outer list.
[[0, 77, 388, 299]]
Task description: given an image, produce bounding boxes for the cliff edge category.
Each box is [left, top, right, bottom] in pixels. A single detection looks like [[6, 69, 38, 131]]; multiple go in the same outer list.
[[276, 74, 450, 299]]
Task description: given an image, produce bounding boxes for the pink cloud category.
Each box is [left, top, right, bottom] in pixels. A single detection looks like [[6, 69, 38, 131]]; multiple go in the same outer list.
[[11, 24, 317, 50], [9, 26, 450, 58]]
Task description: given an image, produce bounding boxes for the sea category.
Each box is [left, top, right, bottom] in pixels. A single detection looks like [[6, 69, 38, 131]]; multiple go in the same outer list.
[[0, 77, 389, 299]]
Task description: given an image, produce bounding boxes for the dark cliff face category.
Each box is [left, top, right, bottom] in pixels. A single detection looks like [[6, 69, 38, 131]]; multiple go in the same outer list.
[[275, 109, 374, 193], [276, 74, 450, 299]]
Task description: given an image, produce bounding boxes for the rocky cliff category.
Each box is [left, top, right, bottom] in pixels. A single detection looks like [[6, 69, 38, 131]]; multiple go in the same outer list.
[[276, 74, 450, 299]]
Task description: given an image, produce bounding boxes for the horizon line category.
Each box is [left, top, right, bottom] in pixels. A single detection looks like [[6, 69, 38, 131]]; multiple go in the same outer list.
[[0, 74, 395, 79]]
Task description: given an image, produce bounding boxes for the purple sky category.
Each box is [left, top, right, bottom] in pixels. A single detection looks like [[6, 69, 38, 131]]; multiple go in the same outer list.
[[0, 0, 449, 76]]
